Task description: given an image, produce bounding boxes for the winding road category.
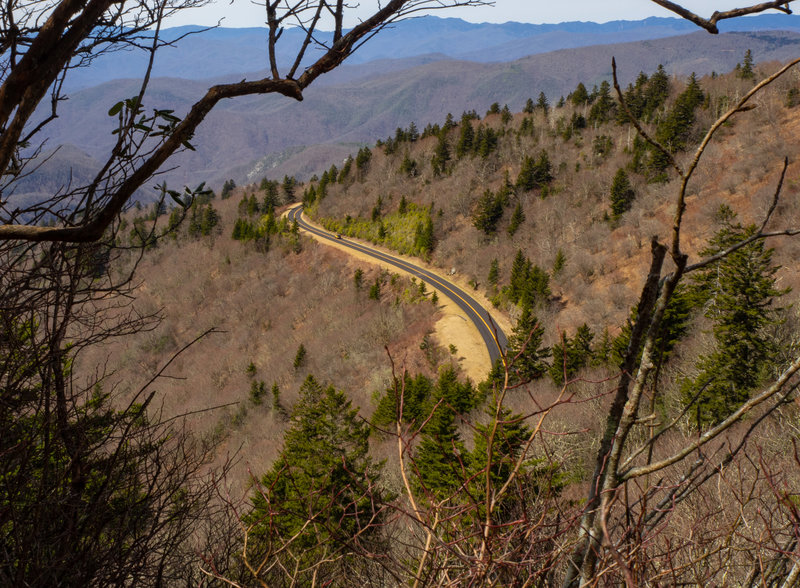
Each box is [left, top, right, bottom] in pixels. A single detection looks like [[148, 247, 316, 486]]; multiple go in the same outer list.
[[286, 203, 508, 366]]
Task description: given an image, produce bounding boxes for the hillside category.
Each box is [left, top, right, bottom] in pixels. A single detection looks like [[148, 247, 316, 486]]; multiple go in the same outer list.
[[21, 30, 800, 202], [86, 54, 800, 584], [308, 60, 800, 340], [51, 50, 800, 585]]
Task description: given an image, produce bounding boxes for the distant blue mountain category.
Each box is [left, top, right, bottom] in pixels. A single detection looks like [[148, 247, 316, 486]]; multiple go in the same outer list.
[[63, 14, 800, 89]]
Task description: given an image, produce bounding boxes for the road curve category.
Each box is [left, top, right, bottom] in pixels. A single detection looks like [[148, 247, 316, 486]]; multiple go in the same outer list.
[[286, 203, 508, 366]]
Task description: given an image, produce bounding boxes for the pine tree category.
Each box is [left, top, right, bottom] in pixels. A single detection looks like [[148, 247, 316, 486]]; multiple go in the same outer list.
[[682, 220, 787, 427], [588, 80, 615, 125], [516, 150, 553, 192], [398, 195, 408, 214], [507, 201, 525, 236], [610, 168, 635, 217], [271, 383, 286, 418], [407, 121, 419, 141], [643, 64, 670, 120], [507, 302, 550, 383], [353, 268, 364, 290], [368, 277, 381, 300], [399, 152, 418, 176], [550, 324, 594, 386], [220, 178, 236, 199], [488, 258, 500, 287], [373, 373, 434, 428], [249, 380, 266, 405], [246, 376, 384, 582], [415, 367, 478, 495], [472, 190, 503, 235], [187, 203, 200, 238], [414, 214, 435, 256], [738, 49, 755, 80], [523, 97, 535, 114], [571, 82, 589, 106], [456, 113, 475, 158], [534, 92, 548, 114], [552, 249, 566, 276], [355, 146, 372, 178], [509, 249, 531, 304], [431, 135, 451, 175], [200, 204, 219, 235], [293, 343, 307, 370], [649, 73, 704, 178], [501, 104, 512, 125]]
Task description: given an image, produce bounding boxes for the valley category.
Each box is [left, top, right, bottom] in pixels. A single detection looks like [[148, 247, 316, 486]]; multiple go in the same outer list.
[[5, 3, 800, 585]]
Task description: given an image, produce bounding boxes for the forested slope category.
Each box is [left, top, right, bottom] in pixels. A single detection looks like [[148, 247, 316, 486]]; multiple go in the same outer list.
[[75, 54, 800, 585]]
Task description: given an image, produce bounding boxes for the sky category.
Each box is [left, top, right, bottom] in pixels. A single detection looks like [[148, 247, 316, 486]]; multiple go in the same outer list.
[[164, 1, 783, 29]]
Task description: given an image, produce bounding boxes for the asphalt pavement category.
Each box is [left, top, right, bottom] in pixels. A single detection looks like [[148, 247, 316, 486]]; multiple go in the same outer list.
[[286, 203, 508, 366]]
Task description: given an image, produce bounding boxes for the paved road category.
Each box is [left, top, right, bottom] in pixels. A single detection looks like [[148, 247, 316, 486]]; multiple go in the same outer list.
[[287, 204, 508, 366]]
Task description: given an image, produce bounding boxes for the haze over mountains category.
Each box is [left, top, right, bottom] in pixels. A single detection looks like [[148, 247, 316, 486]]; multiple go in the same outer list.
[[18, 15, 800, 202]]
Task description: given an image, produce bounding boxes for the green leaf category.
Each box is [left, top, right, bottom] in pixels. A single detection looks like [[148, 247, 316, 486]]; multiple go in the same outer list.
[[108, 101, 123, 116]]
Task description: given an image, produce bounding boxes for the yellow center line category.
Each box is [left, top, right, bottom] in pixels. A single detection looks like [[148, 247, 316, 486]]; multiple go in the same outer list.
[[290, 205, 505, 362]]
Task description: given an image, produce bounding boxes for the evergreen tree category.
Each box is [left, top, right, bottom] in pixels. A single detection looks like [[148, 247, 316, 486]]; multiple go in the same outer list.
[[472, 189, 504, 235], [414, 214, 435, 256], [165, 206, 182, 238], [415, 368, 478, 495], [271, 383, 286, 418], [293, 343, 307, 370], [738, 49, 755, 80], [643, 64, 670, 120], [281, 175, 296, 202], [552, 249, 566, 276], [470, 406, 531, 493], [501, 104, 512, 125], [339, 156, 352, 182], [507, 302, 550, 382], [399, 152, 418, 176], [488, 258, 500, 287], [355, 146, 372, 178], [262, 180, 280, 213], [650, 73, 704, 178], [588, 80, 615, 125], [537, 91, 549, 115], [682, 221, 787, 427], [431, 135, 451, 175], [456, 113, 475, 157], [476, 126, 498, 158], [507, 201, 525, 236], [398, 195, 408, 214], [200, 204, 219, 236], [610, 168, 635, 217], [246, 376, 384, 582], [373, 373, 434, 427], [550, 324, 594, 386], [523, 97, 535, 114], [371, 195, 383, 222], [187, 202, 201, 238], [571, 82, 589, 106], [220, 178, 236, 199], [509, 249, 531, 303], [407, 121, 419, 141], [369, 277, 381, 300], [249, 380, 266, 405], [516, 150, 554, 192]]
